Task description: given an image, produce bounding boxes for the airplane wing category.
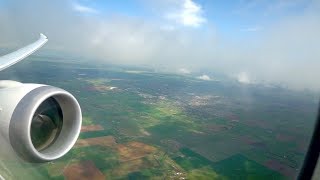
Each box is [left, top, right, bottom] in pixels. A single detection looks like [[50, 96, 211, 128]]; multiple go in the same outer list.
[[0, 33, 48, 72], [0, 33, 81, 163]]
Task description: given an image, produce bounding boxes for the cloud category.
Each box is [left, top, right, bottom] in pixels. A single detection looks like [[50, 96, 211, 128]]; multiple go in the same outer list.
[[198, 75, 211, 81], [72, 2, 98, 14], [160, 25, 176, 31], [178, 68, 191, 74], [237, 72, 250, 84], [165, 0, 206, 27], [0, 0, 320, 91]]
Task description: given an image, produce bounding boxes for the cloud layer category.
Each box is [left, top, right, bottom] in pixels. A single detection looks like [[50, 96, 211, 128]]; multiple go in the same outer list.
[[72, 2, 99, 14], [0, 0, 320, 91], [165, 0, 206, 27], [198, 75, 211, 81]]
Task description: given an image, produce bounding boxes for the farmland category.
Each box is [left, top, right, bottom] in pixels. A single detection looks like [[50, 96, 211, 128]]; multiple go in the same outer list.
[[0, 57, 318, 179]]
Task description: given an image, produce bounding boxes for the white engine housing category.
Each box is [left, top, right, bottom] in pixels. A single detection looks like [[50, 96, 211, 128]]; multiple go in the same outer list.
[[0, 81, 82, 162]]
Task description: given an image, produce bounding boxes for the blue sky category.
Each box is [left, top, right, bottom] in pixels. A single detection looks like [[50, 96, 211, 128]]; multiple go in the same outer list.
[[71, 0, 312, 37], [0, 0, 320, 91]]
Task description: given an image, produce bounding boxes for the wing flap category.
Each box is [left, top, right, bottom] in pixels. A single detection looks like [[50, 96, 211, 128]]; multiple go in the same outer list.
[[0, 34, 48, 71]]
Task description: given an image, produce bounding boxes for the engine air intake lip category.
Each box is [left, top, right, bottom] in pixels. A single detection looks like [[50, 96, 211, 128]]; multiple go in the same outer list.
[[9, 85, 82, 162]]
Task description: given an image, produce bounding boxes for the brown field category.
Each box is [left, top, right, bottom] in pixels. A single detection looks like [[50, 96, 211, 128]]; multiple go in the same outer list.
[[81, 125, 104, 132], [63, 161, 105, 180], [250, 142, 267, 149], [205, 123, 230, 133], [46, 162, 67, 177], [75, 136, 116, 148], [245, 119, 273, 129], [238, 136, 258, 145], [226, 114, 239, 121], [264, 159, 296, 178], [161, 139, 183, 152], [275, 133, 294, 142], [109, 158, 152, 177], [117, 141, 156, 162]]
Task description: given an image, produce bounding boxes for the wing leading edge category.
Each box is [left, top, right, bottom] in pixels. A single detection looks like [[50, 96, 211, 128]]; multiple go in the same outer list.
[[0, 34, 48, 72]]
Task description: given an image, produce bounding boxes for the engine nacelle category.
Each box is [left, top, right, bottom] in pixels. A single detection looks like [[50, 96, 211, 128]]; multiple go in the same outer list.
[[0, 81, 82, 162]]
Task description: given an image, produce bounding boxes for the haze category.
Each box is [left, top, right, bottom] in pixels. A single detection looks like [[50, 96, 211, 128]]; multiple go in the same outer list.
[[0, 0, 319, 91]]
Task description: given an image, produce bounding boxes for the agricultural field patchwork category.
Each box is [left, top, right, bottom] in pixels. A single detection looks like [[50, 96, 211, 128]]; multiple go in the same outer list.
[[0, 58, 317, 179]]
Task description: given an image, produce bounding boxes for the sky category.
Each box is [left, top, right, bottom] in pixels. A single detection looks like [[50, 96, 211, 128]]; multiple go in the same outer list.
[[0, 0, 319, 91]]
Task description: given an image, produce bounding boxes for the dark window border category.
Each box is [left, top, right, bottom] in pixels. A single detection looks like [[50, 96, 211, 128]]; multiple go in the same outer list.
[[298, 101, 320, 180]]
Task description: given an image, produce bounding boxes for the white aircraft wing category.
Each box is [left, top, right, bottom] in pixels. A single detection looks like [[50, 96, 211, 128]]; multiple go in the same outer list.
[[0, 33, 48, 72]]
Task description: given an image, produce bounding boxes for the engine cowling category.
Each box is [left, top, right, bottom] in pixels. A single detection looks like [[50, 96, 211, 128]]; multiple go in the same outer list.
[[0, 81, 82, 162]]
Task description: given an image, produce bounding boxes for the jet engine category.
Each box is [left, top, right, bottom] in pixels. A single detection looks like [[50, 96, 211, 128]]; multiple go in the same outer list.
[[0, 81, 82, 162]]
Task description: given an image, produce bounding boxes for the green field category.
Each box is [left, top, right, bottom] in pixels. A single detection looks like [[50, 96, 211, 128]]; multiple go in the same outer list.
[[0, 57, 317, 179]]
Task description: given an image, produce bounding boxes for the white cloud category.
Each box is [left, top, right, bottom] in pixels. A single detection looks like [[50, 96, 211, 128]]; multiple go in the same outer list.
[[160, 25, 176, 31], [72, 2, 98, 14], [178, 68, 191, 74], [198, 75, 211, 81], [237, 72, 250, 84], [1, 0, 320, 91], [166, 0, 206, 27]]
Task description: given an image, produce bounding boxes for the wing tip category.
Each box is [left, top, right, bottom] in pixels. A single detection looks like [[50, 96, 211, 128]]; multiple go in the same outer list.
[[40, 33, 48, 40]]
